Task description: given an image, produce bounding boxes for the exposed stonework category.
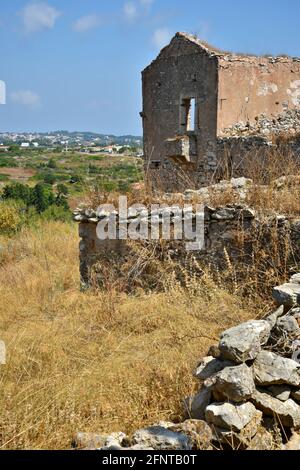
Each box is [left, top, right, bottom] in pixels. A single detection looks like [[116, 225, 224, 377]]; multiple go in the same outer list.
[[74, 199, 300, 289], [142, 32, 300, 192]]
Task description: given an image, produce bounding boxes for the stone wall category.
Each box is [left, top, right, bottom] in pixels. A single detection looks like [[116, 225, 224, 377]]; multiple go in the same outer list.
[[75, 204, 300, 289]]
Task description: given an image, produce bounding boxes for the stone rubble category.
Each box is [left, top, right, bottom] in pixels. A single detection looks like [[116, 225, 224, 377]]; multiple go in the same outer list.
[[73, 276, 300, 451], [222, 108, 300, 138]]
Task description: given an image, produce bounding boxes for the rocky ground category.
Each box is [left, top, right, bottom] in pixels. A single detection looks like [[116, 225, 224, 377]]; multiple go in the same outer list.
[[72, 275, 300, 451]]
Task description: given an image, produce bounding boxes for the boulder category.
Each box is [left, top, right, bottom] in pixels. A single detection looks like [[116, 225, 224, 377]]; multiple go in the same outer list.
[[212, 411, 262, 449], [219, 320, 271, 363], [276, 315, 299, 334], [195, 356, 233, 381], [251, 390, 300, 428], [169, 420, 212, 450], [205, 402, 258, 432], [272, 283, 300, 307], [131, 426, 191, 450], [265, 306, 285, 329], [267, 385, 291, 402], [253, 350, 300, 386], [207, 364, 255, 403], [184, 386, 211, 420]]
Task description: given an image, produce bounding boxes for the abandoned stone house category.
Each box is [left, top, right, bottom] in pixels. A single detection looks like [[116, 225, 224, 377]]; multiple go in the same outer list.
[[142, 32, 300, 192]]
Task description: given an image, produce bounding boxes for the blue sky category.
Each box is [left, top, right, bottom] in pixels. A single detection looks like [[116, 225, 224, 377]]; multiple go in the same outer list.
[[1, 0, 300, 135]]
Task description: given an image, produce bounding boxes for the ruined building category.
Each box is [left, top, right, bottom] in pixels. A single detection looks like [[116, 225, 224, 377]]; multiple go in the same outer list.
[[142, 32, 300, 192]]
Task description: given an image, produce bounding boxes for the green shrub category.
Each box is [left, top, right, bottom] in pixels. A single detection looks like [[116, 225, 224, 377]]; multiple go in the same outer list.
[[41, 205, 72, 222], [43, 173, 56, 185], [2, 182, 31, 204]]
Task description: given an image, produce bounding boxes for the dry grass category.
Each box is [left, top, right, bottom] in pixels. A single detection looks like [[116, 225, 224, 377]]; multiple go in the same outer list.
[[0, 221, 255, 450], [1, 144, 300, 449]]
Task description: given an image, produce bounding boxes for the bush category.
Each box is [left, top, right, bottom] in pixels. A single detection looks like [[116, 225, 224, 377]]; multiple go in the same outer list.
[[47, 159, 57, 169], [43, 173, 56, 185], [2, 182, 31, 204], [0, 202, 22, 234], [41, 205, 72, 222]]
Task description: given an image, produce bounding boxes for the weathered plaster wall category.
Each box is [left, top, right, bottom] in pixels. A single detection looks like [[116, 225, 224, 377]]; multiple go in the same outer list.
[[217, 57, 300, 133]]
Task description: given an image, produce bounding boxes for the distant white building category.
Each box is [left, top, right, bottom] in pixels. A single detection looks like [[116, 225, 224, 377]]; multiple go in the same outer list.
[[32, 142, 39, 148], [21, 142, 30, 148]]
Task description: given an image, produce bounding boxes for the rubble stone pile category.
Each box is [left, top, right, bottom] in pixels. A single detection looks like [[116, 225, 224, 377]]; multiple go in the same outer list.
[[73, 276, 300, 451], [222, 108, 300, 138]]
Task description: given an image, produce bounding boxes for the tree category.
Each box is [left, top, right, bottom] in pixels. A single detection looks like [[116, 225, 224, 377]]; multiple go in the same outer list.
[[57, 184, 68, 197], [43, 173, 56, 185], [47, 159, 57, 169], [2, 183, 31, 204], [30, 184, 55, 213]]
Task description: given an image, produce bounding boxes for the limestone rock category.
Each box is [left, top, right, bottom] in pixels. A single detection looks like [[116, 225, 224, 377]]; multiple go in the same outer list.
[[205, 402, 258, 432], [272, 283, 300, 307], [219, 320, 271, 363], [184, 386, 211, 420], [169, 420, 212, 450], [212, 411, 262, 449], [72, 432, 108, 450], [292, 390, 300, 402], [291, 308, 300, 326], [284, 432, 300, 450], [211, 207, 237, 221], [276, 315, 300, 333], [131, 426, 191, 450], [208, 364, 255, 403], [253, 350, 300, 386], [251, 390, 300, 428], [265, 306, 285, 329], [99, 433, 128, 450], [195, 356, 233, 381], [290, 274, 300, 285], [267, 385, 291, 402]]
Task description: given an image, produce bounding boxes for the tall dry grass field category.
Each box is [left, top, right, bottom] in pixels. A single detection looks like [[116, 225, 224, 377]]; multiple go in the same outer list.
[[0, 221, 256, 449]]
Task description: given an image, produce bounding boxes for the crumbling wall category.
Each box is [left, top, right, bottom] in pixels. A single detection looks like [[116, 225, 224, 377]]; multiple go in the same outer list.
[[142, 34, 218, 190], [217, 57, 300, 133], [76, 204, 300, 289]]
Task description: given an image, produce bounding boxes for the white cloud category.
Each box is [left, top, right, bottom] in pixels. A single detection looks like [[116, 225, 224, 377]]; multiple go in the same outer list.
[[123, 2, 137, 22], [152, 28, 172, 49], [73, 14, 102, 33], [11, 90, 41, 107], [20, 1, 61, 33]]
